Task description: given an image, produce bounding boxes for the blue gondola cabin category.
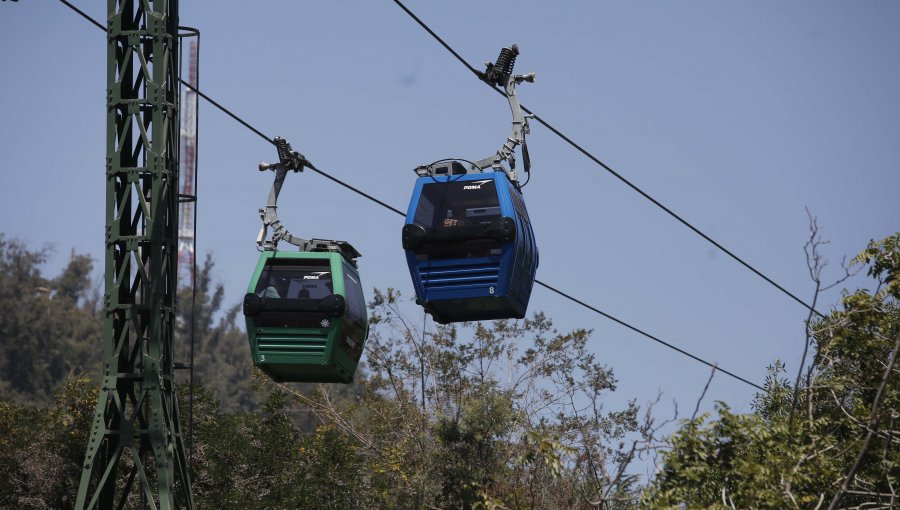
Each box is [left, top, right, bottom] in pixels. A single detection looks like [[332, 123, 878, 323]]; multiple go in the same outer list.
[[402, 167, 538, 323]]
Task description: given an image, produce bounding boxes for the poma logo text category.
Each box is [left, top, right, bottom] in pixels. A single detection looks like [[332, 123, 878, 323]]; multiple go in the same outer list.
[[463, 179, 492, 190]]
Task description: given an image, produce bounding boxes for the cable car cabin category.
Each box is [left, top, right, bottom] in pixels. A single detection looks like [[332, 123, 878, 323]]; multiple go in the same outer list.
[[242, 250, 368, 383], [402, 169, 538, 324]]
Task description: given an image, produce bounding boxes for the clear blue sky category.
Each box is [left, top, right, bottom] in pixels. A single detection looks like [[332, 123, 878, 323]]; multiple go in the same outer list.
[[2, 1, 898, 429]]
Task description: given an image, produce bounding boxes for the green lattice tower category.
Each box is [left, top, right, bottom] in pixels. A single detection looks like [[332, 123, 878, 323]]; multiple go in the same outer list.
[[76, 0, 194, 508]]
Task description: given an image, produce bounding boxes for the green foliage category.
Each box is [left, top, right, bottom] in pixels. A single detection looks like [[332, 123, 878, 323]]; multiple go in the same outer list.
[[852, 234, 900, 300], [643, 233, 900, 508], [180, 385, 371, 509], [0, 375, 99, 509], [10, 233, 898, 509], [168, 287, 647, 508], [0, 236, 102, 404]]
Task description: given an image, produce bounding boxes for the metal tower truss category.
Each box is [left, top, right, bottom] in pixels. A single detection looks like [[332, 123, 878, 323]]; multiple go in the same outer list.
[[77, 0, 194, 508]]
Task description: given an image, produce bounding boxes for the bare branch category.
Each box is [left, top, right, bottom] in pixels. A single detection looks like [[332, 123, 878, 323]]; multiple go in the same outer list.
[[812, 492, 826, 510], [789, 210, 857, 437], [828, 388, 900, 444], [789, 210, 824, 436], [721, 487, 737, 510], [691, 362, 717, 422], [784, 443, 837, 508]]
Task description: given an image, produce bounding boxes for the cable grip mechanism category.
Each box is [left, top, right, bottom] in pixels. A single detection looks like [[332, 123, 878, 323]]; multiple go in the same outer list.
[[259, 136, 310, 173], [256, 137, 313, 251], [473, 44, 535, 184]]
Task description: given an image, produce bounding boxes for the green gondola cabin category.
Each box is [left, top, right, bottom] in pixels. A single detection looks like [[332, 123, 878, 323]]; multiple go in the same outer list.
[[243, 247, 367, 383]]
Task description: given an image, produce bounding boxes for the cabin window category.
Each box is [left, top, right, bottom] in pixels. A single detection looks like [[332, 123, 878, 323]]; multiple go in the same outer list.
[[412, 180, 504, 261], [415, 180, 502, 229], [341, 264, 367, 358], [509, 188, 530, 226], [250, 261, 336, 329], [254, 263, 333, 300], [342, 265, 366, 325]]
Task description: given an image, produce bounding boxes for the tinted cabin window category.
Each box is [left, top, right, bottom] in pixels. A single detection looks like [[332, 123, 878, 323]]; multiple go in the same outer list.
[[252, 262, 334, 328], [342, 265, 366, 325], [254, 263, 333, 299], [510, 187, 529, 264], [415, 179, 502, 228], [341, 264, 367, 358], [413, 179, 504, 261]]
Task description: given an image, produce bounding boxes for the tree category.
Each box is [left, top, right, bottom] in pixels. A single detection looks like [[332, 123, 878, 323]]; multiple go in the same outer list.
[[643, 233, 900, 508], [0, 236, 102, 404], [175, 384, 370, 510], [0, 375, 99, 509]]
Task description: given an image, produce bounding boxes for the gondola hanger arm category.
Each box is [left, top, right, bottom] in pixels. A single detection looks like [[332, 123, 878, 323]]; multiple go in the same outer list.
[[472, 45, 535, 182], [414, 45, 534, 183], [256, 137, 363, 262], [257, 137, 313, 251]]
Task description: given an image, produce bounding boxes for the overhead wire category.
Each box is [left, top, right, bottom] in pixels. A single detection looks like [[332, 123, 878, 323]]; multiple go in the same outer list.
[[57, 0, 766, 392], [58, 0, 104, 30], [536, 282, 761, 390], [177, 86, 405, 215], [390, 0, 824, 320]]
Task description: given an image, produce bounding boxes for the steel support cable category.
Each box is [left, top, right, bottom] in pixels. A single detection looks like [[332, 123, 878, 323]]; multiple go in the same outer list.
[[177, 86, 405, 220], [535, 281, 762, 390], [60, 0, 269, 148], [59, 0, 764, 391], [58, 0, 104, 30], [307, 164, 406, 217], [390, 0, 824, 320]]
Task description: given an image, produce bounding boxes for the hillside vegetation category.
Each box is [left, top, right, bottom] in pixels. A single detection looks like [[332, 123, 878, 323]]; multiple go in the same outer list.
[[1, 233, 897, 509]]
